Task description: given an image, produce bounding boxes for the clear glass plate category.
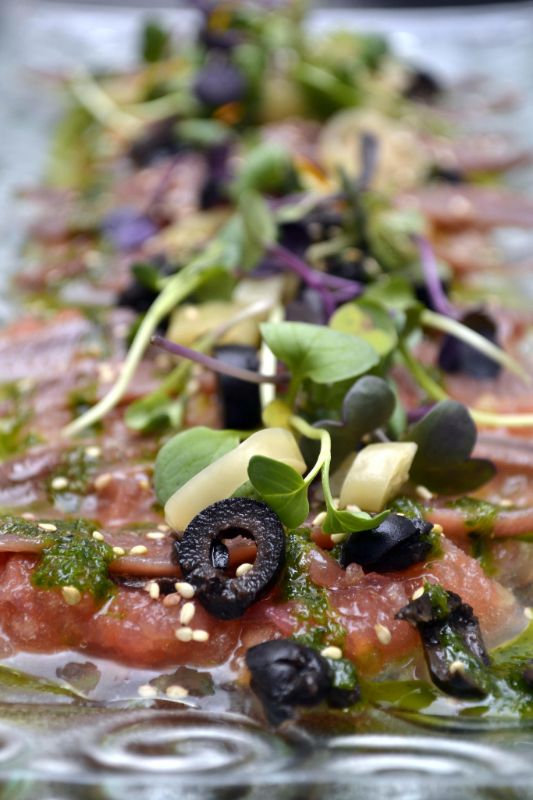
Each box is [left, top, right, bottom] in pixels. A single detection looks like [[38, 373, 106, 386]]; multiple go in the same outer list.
[[1, 3, 533, 798]]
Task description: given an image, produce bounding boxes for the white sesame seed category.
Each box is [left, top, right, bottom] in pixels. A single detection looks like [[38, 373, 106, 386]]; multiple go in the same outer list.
[[146, 531, 165, 540], [94, 473, 112, 490], [176, 627, 193, 642], [21, 512, 36, 520], [449, 660, 466, 675], [524, 607, 533, 621], [85, 446, 101, 459], [148, 582, 160, 600], [137, 477, 150, 491], [163, 593, 181, 608], [175, 582, 195, 599], [432, 523, 443, 536], [236, 562, 253, 577], [330, 533, 348, 544], [129, 545, 148, 556], [166, 684, 189, 698], [61, 586, 81, 606], [321, 646, 342, 660], [180, 602, 196, 626], [112, 546, 125, 557], [98, 364, 115, 384], [411, 586, 425, 601], [137, 684, 157, 699], [500, 499, 513, 508], [38, 522, 57, 532], [415, 485, 434, 501], [346, 504, 361, 514], [312, 512, 327, 527], [92, 531, 104, 541], [375, 624, 392, 645], [51, 476, 69, 491], [192, 629, 209, 642], [332, 498, 340, 510], [158, 524, 170, 532]]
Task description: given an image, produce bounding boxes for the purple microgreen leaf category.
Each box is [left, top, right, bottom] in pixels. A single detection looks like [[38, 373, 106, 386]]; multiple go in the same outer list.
[[102, 208, 158, 252], [414, 235, 457, 318]]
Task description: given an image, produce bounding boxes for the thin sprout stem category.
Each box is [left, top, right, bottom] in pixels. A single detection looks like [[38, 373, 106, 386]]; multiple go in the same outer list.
[[61, 267, 204, 438], [151, 335, 286, 385], [290, 416, 331, 488], [259, 304, 283, 411], [414, 235, 457, 319], [400, 342, 533, 428], [399, 342, 448, 403], [422, 309, 530, 383], [69, 70, 141, 138]]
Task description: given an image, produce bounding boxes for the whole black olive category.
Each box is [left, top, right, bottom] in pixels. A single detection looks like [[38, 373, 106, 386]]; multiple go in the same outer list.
[[213, 345, 262, 431], [245, 640, 333, 725], [194, 58, 247, 108], [438, 309, 501, 379], [176, 498, 285, 620], [340, 514, 434, 573], [396, 588, 489, 699]]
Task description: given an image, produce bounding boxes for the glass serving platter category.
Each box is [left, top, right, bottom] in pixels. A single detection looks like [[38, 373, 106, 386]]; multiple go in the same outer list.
[[1, 2, 533, 798]]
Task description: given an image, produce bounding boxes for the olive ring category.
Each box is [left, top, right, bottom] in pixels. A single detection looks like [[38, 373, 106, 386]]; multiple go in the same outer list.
[[176, 498, 285, 620]]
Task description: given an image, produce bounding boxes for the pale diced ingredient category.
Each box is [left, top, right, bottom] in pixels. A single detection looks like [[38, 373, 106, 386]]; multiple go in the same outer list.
[[164, 428, 306, 531], [339, 442, 418, 513]]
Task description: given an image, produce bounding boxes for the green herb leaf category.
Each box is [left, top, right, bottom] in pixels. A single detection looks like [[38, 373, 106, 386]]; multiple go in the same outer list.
[[408, 400, 496, 494], [154, 427, 239, 505], [322, 504, 388, 534], [141, 20, 171, 63], [330, 298, 398, 357], [234, 142, 295, 195], [131, 262, 163, 291], [176, 119, 231, 148], [248, 455, 309, 528], [260, 321, 379, 385], [238, 190, 277, 250], [125, 391, 185, 433]]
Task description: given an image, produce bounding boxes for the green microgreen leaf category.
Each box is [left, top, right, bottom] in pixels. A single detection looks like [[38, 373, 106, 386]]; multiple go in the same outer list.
[[234, 142, 296, 195], [238, 190, 278, 251], [247, 455, 309, 528], [364, 275, 419, 312], [125, 391, 185, 433], [141, 20, 171, 63], [131, 261, 164, 292], [176, 119, 231, 148], [407, 400, 496, 494], [330, 298, 398, 357], [322, 504, 388, 535], [154, 427, 239, 505], [260, 321, 379, 386]]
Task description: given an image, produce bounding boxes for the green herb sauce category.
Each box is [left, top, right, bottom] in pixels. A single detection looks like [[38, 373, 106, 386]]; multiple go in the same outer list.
[[448, 497, 498, 535]]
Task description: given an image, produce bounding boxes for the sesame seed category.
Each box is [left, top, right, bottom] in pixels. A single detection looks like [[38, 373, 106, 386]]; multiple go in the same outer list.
[[235, 562, 253, 577], [500, 499, 513, 508], [175, 582, 195, 599], [92, 531, 104, 541], [148, 582, 160, 600], [321, 646, 342, 660], [524, 607, 533, 620], [62, 586, 81, 606], [21, 512, 36, 520], [346, 504, 361, 514], [166, 684, 188, 698], [449, 660, 466, 675], [137, 684, 157, 699], [137, 477, 150, 491], [163, 593, 181, 608], [112, 546, 125, 557], [411, 586, 425, 601], [332, 498, 340, 510], [432, 524, 443, 536], [85, 446, 101, 459], [38, 522, 57, 532], [375, 624, 392, 645], [146, 531, 165, 540], [192, 629, 209, 642], [415, 485, 434, 501], [330, 533, 348, 544], [180, 602, 196, 626], [312, 511, 327, 527], [129, 545, 148, 556], [94, 473, 112, 490], [176, 627, 193, 642], [98, 364, 115, 384], [158, 524, 170, 532], [51, 476, 69, 491]]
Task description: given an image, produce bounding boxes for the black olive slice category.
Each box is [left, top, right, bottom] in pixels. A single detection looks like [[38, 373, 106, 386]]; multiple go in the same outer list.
[[176, 498, 285, 620], [396, 588, 490, 699], [193, 58, 247, 108], [438, 309, 501, 380], [245, 640, 334, 726], [213, 345, 262, 431], [339, 514, 434, 573]]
